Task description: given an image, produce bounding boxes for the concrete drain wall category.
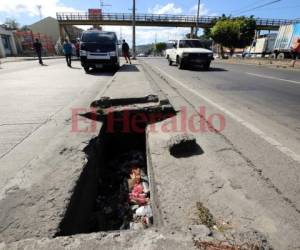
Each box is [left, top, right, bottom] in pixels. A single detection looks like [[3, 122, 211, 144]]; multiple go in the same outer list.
[[56, 107, 176, 236]]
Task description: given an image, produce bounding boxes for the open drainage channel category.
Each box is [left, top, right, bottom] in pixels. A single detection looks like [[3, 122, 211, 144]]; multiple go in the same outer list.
[[55, 96, 176, 236]]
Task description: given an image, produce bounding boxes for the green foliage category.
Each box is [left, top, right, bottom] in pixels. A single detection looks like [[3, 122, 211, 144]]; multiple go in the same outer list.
[[20, 25, 30, 31], [4, 18, 20, 30], [155, 42, 167, 52], [210, 16, 256, 49]]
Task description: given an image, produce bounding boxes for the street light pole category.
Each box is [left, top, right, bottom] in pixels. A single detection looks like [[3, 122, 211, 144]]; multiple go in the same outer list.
[[195, 0, 201, 37], [132, 0, 136, 59]]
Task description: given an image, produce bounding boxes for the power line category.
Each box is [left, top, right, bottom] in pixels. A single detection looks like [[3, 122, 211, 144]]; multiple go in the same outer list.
[[246, 4, 300, 11], [231, 0, 264, 14], [236, 0, 282, 15]]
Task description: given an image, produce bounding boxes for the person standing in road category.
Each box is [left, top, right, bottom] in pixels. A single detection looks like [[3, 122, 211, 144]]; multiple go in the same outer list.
[[291, 38, 300, 67], [33, 38, 43, 65], [122, 40, 131, 64], [75, 38, 80, 58], [63, 39, 73, 67]]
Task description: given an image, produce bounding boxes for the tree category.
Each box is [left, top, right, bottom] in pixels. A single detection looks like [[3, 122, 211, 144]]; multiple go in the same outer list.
[[20, 25, 30, 31], [155, 42, 167, 55], [4, 18, 20, 30], [210, 16, 256, 57]]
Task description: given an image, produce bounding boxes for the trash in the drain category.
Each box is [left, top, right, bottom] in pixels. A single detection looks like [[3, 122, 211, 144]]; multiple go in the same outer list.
[[95, 150, 153, 231]]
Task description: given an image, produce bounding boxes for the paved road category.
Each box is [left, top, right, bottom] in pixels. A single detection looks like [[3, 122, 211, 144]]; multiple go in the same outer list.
[[0, 59, 114, 187], [144, 58, 300, 157]]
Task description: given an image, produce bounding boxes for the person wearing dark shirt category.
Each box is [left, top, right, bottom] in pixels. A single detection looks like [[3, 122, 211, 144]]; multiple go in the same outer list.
[[63, 39, 73, 67], [33, 39, 43, 65], [122, 40, 131, 64]]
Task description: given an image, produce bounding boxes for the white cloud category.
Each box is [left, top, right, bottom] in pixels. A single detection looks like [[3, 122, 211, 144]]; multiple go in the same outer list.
[[148, 3, 183, 15], [0, 0, 81, 20], [189, 3, 218, 16], [102, 26, 189, 45]]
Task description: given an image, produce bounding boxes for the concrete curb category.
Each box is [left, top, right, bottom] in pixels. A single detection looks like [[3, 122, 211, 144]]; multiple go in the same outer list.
[[215, 58, 300, 71]]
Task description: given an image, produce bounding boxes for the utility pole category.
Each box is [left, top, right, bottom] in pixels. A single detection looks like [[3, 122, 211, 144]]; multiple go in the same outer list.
[[195, 0, 201, 37], [37, 5, 42, 20], [132, 0, 136, 59]]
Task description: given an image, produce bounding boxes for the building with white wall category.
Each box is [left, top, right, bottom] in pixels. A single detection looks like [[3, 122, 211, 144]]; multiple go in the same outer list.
[[0, 27, 18, 58]]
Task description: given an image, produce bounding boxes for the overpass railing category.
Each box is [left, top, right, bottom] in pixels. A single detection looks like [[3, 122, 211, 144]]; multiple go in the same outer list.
[[56, 12, 294, 27]]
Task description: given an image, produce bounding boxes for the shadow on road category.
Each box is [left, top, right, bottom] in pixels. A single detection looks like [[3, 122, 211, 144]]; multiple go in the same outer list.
[[120, 64, 140, 72], [188, 67, 228, 72], [169, 64, 228, 72], [88, 68, 117, 76]]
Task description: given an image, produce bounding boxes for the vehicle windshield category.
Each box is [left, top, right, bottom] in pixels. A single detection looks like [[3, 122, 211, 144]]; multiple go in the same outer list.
[[81, 32, 117, 44], [179, 40, 207, 48]]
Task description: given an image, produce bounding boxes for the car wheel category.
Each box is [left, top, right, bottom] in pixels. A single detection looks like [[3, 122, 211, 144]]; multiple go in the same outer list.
[[84, 66, 90, 73], [277, 53, 285, 59], [168, 59, 173, 66], [177, 57, 185, 69]]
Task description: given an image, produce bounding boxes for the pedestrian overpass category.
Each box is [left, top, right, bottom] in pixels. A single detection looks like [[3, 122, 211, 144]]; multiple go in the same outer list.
[[57, 12, 293, 32]]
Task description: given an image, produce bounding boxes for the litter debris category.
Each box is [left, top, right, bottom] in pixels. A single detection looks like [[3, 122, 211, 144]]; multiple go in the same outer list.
[[93, 150, 153, 231]]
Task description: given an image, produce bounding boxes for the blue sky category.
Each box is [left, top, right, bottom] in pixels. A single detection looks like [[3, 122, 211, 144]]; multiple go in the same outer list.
[[0, 0, 300, 44]]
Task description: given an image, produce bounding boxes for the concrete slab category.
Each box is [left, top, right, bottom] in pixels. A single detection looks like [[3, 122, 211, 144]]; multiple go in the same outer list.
[[95, 63, 155, 100]]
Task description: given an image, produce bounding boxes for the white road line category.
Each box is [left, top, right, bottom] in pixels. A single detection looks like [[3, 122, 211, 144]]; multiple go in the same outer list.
[[246, 72, 300, 85], [152, 65, 300, 163]]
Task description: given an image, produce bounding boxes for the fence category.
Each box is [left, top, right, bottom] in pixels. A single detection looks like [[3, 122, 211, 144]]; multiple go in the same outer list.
[[56, 12, 294, 29]]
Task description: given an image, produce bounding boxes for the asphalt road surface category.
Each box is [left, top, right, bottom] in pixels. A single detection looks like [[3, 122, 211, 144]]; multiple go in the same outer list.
[[144, 58, 300, 158]]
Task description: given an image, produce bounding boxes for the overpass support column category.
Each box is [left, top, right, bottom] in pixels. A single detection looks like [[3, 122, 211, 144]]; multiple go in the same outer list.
[[59, 24, 65, 43], [190, 27, 194, 38]]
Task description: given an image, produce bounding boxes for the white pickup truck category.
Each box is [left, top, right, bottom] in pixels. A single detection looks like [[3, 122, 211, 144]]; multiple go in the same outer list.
[[167, 39, 214, 70]]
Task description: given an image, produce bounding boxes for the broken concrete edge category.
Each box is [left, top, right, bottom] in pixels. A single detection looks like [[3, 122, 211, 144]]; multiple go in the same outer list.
[[146, 131, 164, 228], [0, 225, 272, 250], [90, 95, 159, 108]]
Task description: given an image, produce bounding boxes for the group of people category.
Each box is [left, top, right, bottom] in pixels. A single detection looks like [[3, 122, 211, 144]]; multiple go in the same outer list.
[[33, 38, 80, 67], [33, 38, 132, 67]]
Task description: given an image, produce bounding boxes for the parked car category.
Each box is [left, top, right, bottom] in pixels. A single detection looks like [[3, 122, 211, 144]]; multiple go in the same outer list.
[[80, 30, 120, 72], [167, 39, 214, 70]]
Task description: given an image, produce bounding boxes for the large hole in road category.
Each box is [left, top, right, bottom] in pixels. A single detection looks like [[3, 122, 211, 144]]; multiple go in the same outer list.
[[55, 102, 176, 236]]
